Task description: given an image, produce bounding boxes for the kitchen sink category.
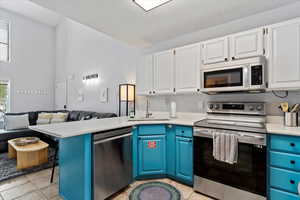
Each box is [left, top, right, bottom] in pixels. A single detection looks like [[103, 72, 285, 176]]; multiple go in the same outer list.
[[128, 117, 170, 121]]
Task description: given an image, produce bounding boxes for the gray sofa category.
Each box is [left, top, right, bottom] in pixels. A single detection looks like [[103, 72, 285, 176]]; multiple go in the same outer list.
[[0, 110, 117, 152]]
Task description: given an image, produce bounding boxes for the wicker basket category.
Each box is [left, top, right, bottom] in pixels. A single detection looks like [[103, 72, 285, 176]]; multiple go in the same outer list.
[[13, 137, 40, 146]]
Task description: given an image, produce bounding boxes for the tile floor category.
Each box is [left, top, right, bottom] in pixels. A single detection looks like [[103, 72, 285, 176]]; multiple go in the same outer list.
[[111, 178, 214, 200], [0, 168, 212, 200], [0, 168, 61, 200]]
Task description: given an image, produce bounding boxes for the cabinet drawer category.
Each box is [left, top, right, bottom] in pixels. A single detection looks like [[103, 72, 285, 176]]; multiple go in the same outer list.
[[270, 188, 300, 200], [175, 126, 193, 138], [270, 167, 300, 194], [270, 151, 300, 171], [271, 135, 300, 154], [138, 125, 166, 136]]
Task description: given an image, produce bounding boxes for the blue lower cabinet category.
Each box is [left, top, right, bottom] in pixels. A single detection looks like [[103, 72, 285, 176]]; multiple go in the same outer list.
[[175, 136, 193, 183], [138, 135, 166, 176], [270, 188, 300, 200], [167, 125, 176, 177]]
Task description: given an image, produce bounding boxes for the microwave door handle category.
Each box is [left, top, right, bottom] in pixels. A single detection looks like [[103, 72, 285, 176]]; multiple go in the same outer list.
[[243, 67, 249, 88]]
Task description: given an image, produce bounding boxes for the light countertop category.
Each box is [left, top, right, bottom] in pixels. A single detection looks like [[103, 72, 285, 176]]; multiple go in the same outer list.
[[266, 123, 300, 137], [29, 116, 204, 138], [29, 114, 300, 138]]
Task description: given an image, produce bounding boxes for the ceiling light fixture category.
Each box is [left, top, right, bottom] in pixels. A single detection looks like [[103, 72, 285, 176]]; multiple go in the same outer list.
[[133, 0, 173, 12]]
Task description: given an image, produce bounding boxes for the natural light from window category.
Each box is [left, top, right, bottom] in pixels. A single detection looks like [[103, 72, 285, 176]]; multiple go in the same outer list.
[[0, 20, 9, 62], [0, 81, 9, 113]]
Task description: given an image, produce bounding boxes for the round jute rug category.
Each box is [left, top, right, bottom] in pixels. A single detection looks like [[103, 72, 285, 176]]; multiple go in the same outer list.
[[129, 181, 181, 200]]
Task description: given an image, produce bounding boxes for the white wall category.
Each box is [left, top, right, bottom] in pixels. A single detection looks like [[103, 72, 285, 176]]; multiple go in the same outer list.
[[0, 8, 55, 112], [56, 18, 141, 114], [138, 2, 300, 116]]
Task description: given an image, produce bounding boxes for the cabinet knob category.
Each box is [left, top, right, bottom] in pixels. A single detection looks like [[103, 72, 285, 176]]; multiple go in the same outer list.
[[168, 125, 172, 128], [153, 91, 156, 94], [224, 58, 228, 61], [197, 89, 200, 92], [149, 91, 152, 94], [181, 130, 184, 133], [232, 57, 235, 60], [291, 160, 296, 164], [290, 180, 295, 184], [290, 143, 296, 147]]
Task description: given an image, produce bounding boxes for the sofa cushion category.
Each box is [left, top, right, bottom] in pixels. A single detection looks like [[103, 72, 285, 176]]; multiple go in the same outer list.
[[4, 114, 29, 130], [36, 113, 52, 125], [51, 113, 68, 123]]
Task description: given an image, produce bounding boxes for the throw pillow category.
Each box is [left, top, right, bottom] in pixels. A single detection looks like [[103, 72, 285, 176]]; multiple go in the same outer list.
[[51, 113, 68, 124], [37, 113, 53, 125], [5, 114, 29, 130]]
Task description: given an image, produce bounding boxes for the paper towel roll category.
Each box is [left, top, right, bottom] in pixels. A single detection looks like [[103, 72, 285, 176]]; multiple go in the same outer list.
[[170, 101, 177, 118]]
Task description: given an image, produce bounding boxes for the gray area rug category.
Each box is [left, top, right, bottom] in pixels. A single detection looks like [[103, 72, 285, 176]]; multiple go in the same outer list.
[[129, 182, 181, 200], [0, 147, 56, 182]]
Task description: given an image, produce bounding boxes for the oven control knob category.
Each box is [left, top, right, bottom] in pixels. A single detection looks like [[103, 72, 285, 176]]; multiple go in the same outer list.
[[209, 104, 214, 109], [214, 104, 220, 110], [256, 105, 263, 111], [248, 105, 255, 111]]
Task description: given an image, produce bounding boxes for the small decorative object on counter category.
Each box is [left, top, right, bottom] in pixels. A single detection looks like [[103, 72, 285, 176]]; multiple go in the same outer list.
[[279, 102, 300, 127], [129, 111, 135, 118]]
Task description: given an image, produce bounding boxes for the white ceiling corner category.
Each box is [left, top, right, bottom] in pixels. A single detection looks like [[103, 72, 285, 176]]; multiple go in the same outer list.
[[0, 0, 62, 27], [7, 0, 300, 47]]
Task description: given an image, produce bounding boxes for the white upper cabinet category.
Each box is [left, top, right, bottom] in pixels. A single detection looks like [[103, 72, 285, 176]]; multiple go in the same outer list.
[[136, 55, 154, 95], [175, 43, 201, 93], [268, 19, 300, 90], [201, 36, 229, 65], [229, 28, 265, 60], [154, 50, 175, 94]]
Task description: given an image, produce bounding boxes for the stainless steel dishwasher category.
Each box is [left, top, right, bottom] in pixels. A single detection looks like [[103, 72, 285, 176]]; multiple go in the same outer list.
[[93, 127, 133, 200]]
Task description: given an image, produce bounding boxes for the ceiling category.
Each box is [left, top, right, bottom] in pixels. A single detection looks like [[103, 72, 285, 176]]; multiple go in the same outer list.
[[12, 0, 300, 47], [0, 0, 61, 26]]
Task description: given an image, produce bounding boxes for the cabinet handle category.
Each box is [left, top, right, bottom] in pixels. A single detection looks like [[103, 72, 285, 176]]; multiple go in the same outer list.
[[290, 180, 295, 184], [224, 58, 228, 61], [290, 143, 296, 147], [291, 160, 296, 164]]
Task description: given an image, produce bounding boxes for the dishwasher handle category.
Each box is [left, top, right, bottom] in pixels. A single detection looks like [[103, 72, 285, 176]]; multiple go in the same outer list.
[[94, 133, 132, 145]]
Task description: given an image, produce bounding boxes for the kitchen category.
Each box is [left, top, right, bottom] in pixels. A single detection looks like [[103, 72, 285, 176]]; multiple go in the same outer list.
[[27, 13, 300, 200]]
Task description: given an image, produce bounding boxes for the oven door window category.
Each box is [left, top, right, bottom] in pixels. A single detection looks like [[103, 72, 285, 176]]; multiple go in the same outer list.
[[204, 68, 243, 88], [194, 137, 266, 196]]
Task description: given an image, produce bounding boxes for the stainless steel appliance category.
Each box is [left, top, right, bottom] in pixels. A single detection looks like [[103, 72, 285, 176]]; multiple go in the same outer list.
[[193, 102, 267, 200], [201, 57, 266, 94], [93, 127, 133, 200]]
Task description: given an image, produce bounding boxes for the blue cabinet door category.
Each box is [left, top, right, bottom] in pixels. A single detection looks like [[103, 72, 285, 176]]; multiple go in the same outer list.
[[175, 136, 193, 183], [166, 125, 176, 177], [132, 126, 138, 178], [138, 135, 166, 176]]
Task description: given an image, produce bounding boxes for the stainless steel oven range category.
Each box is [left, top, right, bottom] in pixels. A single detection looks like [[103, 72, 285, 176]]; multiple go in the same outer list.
[[193, 102, 267, 200]]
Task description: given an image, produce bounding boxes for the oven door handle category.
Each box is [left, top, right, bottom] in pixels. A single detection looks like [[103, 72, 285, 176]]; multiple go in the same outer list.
[[239, 133, 265, 140]]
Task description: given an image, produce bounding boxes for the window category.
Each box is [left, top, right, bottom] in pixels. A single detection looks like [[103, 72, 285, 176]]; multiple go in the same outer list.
[[0, 21, 9, 62], [0, 81, 9, 113]]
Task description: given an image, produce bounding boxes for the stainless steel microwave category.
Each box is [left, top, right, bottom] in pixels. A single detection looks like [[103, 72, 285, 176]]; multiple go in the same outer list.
[[201, 57, 266, 94]]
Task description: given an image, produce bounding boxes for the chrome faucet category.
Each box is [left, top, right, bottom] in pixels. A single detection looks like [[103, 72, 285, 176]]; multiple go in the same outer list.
[[145, 98, 152, 118]]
